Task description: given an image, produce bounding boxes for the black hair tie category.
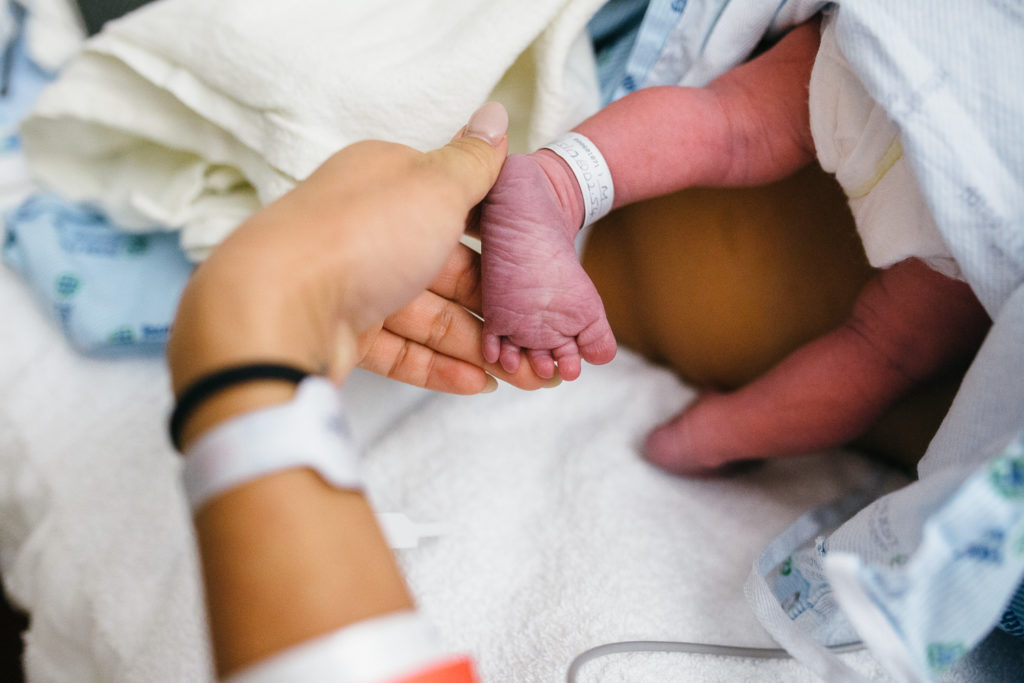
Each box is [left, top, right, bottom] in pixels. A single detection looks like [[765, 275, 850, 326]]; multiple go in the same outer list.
[[169, 363, 311, 451]]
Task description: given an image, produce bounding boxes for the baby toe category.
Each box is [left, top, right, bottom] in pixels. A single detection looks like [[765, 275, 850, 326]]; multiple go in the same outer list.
[[526, 348, 556, 379], [552, 340, 582, 381], [578, 319, 617, 366], [482, 332, 502, 365], [499, 338, 522, 374]]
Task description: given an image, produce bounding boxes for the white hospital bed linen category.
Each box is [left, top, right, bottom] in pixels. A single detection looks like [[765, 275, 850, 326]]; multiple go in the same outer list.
[[826, 1, 1024, 318], [20, 0, 606, 260], [809, 19, 958, 280], [0, 261, 898, 682]]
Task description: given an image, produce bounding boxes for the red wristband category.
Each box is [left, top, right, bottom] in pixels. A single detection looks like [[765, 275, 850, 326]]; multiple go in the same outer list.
[[393, 657, 477, 683]]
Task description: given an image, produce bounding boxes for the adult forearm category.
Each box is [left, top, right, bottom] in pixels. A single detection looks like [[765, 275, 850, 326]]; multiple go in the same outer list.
[[197, 468, 412, 676]]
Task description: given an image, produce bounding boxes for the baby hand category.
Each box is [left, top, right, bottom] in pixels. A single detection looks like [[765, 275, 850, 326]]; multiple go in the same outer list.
[[479, 152, 617, 381]]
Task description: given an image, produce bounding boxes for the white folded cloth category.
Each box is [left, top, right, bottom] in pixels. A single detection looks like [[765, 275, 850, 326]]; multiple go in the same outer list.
[[809, 19, 960, 280], [16, 0, 84, 72], [20, 0, 605, 259], [824, 1, 1024, 317]]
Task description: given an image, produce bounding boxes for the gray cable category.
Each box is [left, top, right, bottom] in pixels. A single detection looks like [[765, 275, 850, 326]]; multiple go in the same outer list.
[[566, 639, 865, 682]]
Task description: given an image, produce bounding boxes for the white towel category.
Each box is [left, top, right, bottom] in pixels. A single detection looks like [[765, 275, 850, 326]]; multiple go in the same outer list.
[[0, 261, 900, 682], [19, 0, 605, 260]]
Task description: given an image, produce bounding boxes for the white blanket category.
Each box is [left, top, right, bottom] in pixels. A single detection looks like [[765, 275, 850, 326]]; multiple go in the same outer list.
[[0, 262, 900, 682], [20, 0, 605, 259]]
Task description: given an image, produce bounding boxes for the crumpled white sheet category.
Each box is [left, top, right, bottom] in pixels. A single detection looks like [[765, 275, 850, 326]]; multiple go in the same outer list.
[[747, 3, 1024, 679], [12, 0, 84, 72], [19, 0, 606, 260]]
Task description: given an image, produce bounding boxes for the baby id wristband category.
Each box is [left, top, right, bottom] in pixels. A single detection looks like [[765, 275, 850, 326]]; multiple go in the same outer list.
[[542, 131, 615, 228], [182, 375, 361, 511]]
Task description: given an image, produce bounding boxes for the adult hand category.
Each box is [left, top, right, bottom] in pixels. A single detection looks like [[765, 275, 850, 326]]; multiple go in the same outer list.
[[642, 259, 991, 476], [168, 102, 549, 444], [165, 102, 538, 675], [355, 241, 551, 393]]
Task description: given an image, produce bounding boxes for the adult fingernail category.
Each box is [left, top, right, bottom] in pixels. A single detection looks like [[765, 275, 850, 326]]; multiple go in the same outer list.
[[481, 375, 499, 393], [465, 101, 508, 146], [543, 376, 562, 389]]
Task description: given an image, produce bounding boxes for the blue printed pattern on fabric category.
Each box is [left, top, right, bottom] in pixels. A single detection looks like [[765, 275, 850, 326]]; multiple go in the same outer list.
[[587, 0, 827, 104], [0, 5, 55, 212], [0, 6, 54, 151], [759, 480, 885, 648], [2, 194, 192, 354], [609, 0, 687, 101], [0, 13, 191, 356], [591, 0, 691, 103], [588, 0, 651, 105], [994, 456, 1024, 639], [848, 440, 1024, 674], [999, 582, 1024, 638]]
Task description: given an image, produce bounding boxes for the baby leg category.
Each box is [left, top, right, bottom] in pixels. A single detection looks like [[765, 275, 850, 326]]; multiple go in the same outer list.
[[478, 23, 823, 382], [583, 163, 983, 471], [643, 258, 989, 475], [480, 153, 616, 380]]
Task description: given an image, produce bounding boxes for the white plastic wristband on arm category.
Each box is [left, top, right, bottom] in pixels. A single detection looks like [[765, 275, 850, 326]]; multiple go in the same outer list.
[[182, 375, 361, 511], [224, 610, 465, 683], [542, 131, 615, 228]]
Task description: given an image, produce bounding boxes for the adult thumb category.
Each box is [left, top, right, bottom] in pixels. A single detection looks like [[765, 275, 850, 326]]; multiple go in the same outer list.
[[427, 101, 509, 208]]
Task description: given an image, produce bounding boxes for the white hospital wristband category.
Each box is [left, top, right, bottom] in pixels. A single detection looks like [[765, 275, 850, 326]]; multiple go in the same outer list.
[[182, 375, 361, 511], [542, 131, 615, 228], [224, 610, 459, 683]]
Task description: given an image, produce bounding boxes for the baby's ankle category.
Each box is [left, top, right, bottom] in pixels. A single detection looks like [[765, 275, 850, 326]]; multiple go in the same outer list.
[[529, 149, 586, 235]]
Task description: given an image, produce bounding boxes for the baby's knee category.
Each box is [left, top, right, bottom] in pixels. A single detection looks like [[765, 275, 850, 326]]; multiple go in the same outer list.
[[846, 259, 989, 384]]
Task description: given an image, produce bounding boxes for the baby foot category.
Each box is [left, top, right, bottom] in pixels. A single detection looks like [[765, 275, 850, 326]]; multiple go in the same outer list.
[[480, 152, 617, 381]]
